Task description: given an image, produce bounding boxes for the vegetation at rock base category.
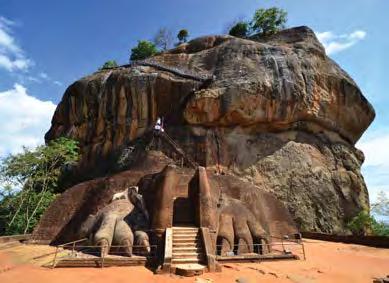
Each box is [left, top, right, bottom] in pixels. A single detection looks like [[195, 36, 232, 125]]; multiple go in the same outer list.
[[229, 22, 249, 38], [0, 137, 79, 235], [100, 60, 118, 70], [347, 209, 389, 237], [177, 29, 189, 44], [153, 28, 174, 51], [251, 7, 287, 36], [130, 40, 158, 61]]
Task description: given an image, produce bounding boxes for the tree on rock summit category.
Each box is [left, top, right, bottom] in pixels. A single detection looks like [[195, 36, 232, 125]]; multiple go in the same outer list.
[[130, 40, 158, 61], [251, 7, 287, 35], [177, 29, 189, 44]]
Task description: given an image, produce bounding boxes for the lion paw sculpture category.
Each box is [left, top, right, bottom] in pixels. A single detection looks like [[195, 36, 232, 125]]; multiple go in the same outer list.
[[80, 187, 150, 257]]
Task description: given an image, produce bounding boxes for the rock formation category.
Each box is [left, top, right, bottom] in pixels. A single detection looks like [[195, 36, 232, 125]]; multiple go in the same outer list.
[[35, 25, 375, 248]]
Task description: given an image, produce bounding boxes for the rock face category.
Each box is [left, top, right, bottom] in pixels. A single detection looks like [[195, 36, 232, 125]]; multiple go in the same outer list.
[[33, 151, 297, 252], [43, 26, 375, 234]]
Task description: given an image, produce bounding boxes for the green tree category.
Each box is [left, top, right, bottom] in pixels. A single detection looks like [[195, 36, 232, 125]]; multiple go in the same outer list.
[[153, 28, 174, 51], [100, 60, 118, 70], [347, 210, 389, 237], [0, 137, 79, 235], [251, 7, 287, 36], [130, 40, 158, 61], [177, 29, 189, 44], [229, 22, 249, 38], [0, 190, 57, 235], [371, 219, 389, 236]]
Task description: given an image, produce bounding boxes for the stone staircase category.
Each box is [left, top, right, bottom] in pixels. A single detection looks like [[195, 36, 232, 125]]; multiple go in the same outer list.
[[171, 226, 206, 275]]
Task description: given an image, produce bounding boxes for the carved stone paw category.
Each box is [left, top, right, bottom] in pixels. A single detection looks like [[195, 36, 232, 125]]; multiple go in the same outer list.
[[217, 198, 270, 255]]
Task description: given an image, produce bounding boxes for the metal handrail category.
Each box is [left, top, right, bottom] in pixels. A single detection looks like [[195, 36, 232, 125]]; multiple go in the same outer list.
[[158, 131, 198, 168], [128, 59, 213, 82], [57, 238, 88, 247], [51, 242, 158, 268], [215, 239, 306, 260]]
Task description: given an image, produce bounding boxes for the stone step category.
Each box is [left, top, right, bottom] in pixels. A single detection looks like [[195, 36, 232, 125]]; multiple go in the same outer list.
[[172, 232, 199, 235], [173, 239, 199, 247], [174, 263, 206, 277], [173, 237, 200, 242], [172, 239, 201, 244], [173, 243, 202, 249], [172, 252, 205, 259], [173, 235, 199, 239], [173, 246, 203, 252], [172, 230, 199, 235], [172, 257, 204, 264], [171, 226, 205, 270], [172, 231, 199, 235], [173, 233, 200, 238], [172, 226, 199, 231], [173, 231, 200, 236]]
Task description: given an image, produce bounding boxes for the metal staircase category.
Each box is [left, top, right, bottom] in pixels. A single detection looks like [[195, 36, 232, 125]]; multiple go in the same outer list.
[[156, 131, 198, 169]]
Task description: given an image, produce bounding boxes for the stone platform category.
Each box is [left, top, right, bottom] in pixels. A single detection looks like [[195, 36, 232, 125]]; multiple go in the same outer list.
[[52, 255, 148, 268]]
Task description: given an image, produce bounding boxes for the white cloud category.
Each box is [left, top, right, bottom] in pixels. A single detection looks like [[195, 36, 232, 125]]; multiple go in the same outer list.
[[0, 54, 31, 72], [39, 72, 49, 79], [25, 72, 63, 87], [358, 133, 389, 168], [0, 16, 32, 72], [357, 131, 389, 202], [0, 84, 56, 156], [316, 30, 366, 55]]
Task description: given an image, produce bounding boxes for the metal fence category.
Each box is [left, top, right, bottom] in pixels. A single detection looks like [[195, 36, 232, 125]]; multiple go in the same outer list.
[[51, 238, 157, 268], [215, 233, 306, 260]]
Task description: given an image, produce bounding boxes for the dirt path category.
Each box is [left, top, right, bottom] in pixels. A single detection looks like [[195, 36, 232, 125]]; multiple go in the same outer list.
[[0, 240, 388, 283]]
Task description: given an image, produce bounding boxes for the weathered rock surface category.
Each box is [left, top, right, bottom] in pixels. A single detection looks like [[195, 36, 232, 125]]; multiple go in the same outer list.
[[43, 26, 375, 233], [32, 152, 297, 247]]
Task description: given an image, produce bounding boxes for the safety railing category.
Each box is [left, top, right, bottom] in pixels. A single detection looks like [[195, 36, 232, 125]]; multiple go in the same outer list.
[[125, 59, 214, 82], [270, 233, 306, 260], [158, 131, 198, 168], [51, 239, 157, 268], [215, 233, 306, 261]]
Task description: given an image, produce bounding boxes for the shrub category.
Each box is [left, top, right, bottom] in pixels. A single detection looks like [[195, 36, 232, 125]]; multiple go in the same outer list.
[[229, 22, 249, 38], [130, 40, 158, 61], [100, 60, 118, 70], [347, 210, 372, 236]]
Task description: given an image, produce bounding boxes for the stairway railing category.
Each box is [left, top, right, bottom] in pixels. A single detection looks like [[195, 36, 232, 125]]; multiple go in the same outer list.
[[156, 131, 198, 169], [125, 59, 214, 83]]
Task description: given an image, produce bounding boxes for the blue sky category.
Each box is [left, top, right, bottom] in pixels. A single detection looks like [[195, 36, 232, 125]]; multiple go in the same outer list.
[[0, 0, 388, 204]]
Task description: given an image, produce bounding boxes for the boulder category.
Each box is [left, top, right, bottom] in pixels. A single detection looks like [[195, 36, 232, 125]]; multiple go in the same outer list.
[[41, 26, 375, 233]]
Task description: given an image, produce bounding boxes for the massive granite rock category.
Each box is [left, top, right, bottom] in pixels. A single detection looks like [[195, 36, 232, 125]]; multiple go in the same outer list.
[[43, 26, 375, 234]]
